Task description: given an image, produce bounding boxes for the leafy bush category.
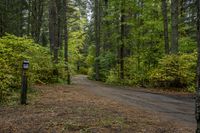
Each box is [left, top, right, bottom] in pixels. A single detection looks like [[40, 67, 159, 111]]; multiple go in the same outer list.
[[0, 35, 66, 102], [99, 52, 117, 81], [86, 47, 117, 81], [106, 55, 153, 86], [85, 45, 95, 79], [106, 52, 196, 91], [106, 68, 120, 85], [149, 53, 196, 89], [124, 56, 150, 86]]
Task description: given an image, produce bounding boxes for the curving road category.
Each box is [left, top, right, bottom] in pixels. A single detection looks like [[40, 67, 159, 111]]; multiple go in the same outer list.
[[73, 75, 195, 128]]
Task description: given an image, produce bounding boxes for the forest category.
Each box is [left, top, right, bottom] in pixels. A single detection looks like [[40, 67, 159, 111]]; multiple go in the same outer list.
[[0, 0, 200, 132], [0, 0, 197, 102]]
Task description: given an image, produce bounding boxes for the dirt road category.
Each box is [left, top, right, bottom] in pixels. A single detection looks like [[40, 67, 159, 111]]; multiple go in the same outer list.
[[0, 75, 195, 132], [73, 75, 195, 128]]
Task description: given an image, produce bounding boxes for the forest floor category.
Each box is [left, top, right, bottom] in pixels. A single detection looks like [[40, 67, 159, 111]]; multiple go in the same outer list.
[[0, 75, 195, 133]]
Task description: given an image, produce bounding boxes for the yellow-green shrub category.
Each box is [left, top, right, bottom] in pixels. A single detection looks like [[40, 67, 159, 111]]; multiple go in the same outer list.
[[149, 53, 196, 89], [106, 53, 196, 91], [0, 35, 66, 102]]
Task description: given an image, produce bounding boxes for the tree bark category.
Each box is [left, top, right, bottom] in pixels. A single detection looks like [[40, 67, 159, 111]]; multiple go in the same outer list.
[[31, 0, 44, 43], [49, 0, 58, 64], [94, 0, 100, 81], [27, 0, 31, 35], [19, 1, 24, 36], [196, 0, 200, 132], [105, 0, 108, 5], [56, 0, 63, 48], [49, 1, 54, 53], [171, 0, 179, 54], [0, 8, 3, 36], [103, 0, 109, 51], [63, 0, 70, 84], [162, 0, 169, 54], [120, 0, 125, 80]]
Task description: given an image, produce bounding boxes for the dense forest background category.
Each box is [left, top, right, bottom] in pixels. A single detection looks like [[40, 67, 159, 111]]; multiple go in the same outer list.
[[0, 0, 198, 103]]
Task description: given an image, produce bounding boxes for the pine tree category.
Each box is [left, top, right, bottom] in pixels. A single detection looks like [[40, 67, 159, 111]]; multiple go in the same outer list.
[[196, 0, 200, 132], [94, 0, 100, 81], [171, 0, 179, 54], [162, 0, 169, 54]]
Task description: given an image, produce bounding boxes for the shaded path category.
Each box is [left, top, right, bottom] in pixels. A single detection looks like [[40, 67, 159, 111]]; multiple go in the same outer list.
[[73, 75, 195, 128]]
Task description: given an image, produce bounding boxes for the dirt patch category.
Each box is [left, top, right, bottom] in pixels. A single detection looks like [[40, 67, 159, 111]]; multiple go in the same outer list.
[[0, 84, 194, 133]]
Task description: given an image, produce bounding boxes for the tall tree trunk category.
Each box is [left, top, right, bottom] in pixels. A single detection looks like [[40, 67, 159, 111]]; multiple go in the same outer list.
[[103, 0, 109, 51], [19, 1, 24, 36], [49, 0, 58, 64], [180, 0, 184, 17], [120, 0, 125, 80], [63, 0, 70, 84], [56, 0, 63, 48], [31, 0, 44, 43], [94, 0, 100, 81], [27, 0, 31, 35], [0, 9, 3, 36], [196, 0, 200, 132], [162, 0, 169, 54], [49, 1, 53, 53], [171, 0, 179, 54], [105, 0, 108, 5]]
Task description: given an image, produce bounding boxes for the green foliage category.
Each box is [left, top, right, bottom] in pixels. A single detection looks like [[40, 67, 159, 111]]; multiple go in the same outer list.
[[106, 56, 151, 86], [68, 12, 87, 75], [179, 37, 196, 53], [106, 52, 197, 92], [84, 0, 196, 92], [123, 57, 149, 86], [0, 34, 66, 103], [86, 49, 117, 81], [106, 68, 120, 85], [85, 45, 95, 78], [149, 53, 196, 89], [99, 52, 117, 81]]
